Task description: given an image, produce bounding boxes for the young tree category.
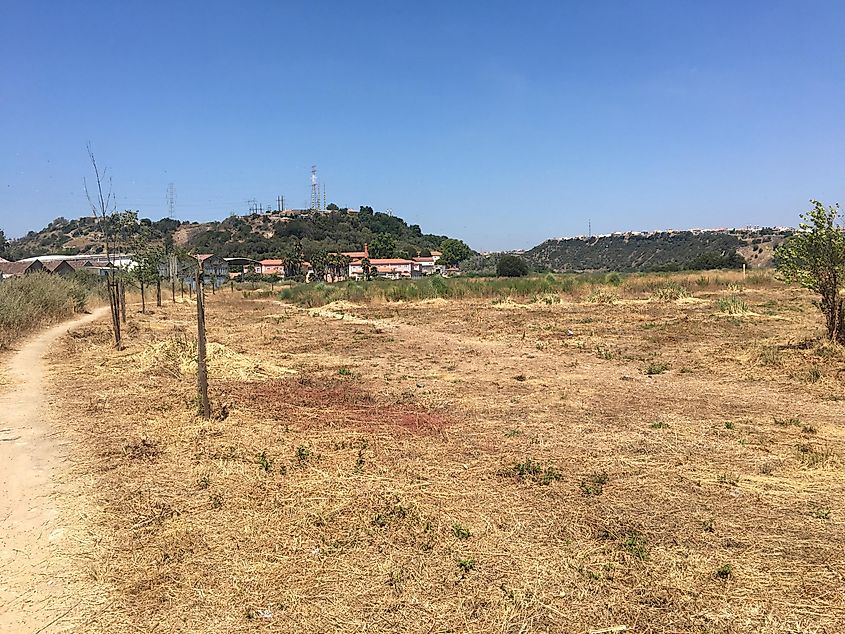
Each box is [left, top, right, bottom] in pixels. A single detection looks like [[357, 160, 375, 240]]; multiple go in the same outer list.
[[0, 228, 8, 259], [776, 200, 845, 343]]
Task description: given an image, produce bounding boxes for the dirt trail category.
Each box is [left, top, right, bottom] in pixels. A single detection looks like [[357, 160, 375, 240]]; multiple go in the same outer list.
[[0, 308, 108, 633]]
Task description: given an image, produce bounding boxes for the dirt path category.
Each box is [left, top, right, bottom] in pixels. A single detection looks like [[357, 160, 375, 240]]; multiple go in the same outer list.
[[0, 308, 108, 633]]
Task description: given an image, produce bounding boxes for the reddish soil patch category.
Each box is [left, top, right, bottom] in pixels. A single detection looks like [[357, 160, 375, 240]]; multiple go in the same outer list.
[[222, 376, 451, 435]]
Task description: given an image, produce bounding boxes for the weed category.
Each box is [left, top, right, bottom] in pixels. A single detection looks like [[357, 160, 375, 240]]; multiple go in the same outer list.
[[812, 508, 831, 520], [796, 443, 834, 468], [773, 416, 801, 427], [621, 531, 649, 560], [457, 558, 476, 574], [295, 444, 313, 464], [701, 519, 715, 532], [587, 289, 617, 304], [650, 420, 669, 429], [595, 346, 617, 360], [256, 451, 273, 472], [580, 471, 609, 496], [644, 361, 669, 375], [724, 421, 735, 430], [803, 366, 823, 383], [504, 428, 523, 438], [209, 493, 224, 509], [717, 472, 739, 486], [714, 564, 733, 580], [337, 367, 353, 376], [452, 523, 471, 540], [757, 345, 781, 367], [197, 475, 210, 489], [511, 459, 562, 485], [802, 424, 818, 435], [514, 374, 527, 382], [354, 447, 366, 472]]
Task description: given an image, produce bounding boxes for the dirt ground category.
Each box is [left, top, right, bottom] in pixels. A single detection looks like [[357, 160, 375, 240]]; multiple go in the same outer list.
[[44, 277, 844, 633]]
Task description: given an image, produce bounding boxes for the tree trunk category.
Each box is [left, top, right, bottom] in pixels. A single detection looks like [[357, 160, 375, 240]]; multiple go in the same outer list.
[[156, 278, 162, 307], [108, 275, 121, 347], [140, 279, 146, 314], [195, 266, 210, 419], [172, 278, 176, 303]]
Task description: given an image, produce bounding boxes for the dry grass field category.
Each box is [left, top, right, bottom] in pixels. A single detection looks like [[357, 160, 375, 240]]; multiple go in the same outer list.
[[46, 272, 844, 633]]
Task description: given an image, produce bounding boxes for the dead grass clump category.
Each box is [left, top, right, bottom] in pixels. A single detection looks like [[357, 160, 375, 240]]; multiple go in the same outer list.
[[651, 284, 690, 301], [586, 288, 617, 304], [718, 295, 750, 315], [136, 336, 295, 379], [122, 438, 160, 460]]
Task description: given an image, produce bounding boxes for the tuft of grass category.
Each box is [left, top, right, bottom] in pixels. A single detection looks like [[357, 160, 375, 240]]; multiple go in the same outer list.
[[650, 420, 669, 429], [719, 296, 749, 315], [452, 523, 471, 540], [717, 472, 740, 486], [715, 564, 733, 580], [587, 289, 617, 304], [796, 443, 834, 468], [644, 361, 669, 376], [580, 471, 609, 496], [651, 283, 690, 301], [724, 421, 735, 430], [295, 444, 313, 465], [337, 367, 353, 376], [504, 428, 523, 438]]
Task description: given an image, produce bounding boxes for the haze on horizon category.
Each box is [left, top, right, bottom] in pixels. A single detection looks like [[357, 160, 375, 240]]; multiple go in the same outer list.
[[2, 1, 844, 251]]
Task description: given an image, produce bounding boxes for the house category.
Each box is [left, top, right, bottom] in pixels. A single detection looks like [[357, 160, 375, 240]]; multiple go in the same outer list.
[[413, 251, 443, 276], [178, 254, 230, 289], [349, 258, 422, 280], [258, 259, 285, 275], [0, 259, 45, 280], [224, 257, 261, 279], [341, 243, 369, 259], [43, 260, 76, 276]]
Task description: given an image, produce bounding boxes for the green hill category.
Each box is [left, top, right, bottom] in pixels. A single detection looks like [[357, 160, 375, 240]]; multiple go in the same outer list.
[[522, 229, 790, 273], [3, 207, 456, 261]]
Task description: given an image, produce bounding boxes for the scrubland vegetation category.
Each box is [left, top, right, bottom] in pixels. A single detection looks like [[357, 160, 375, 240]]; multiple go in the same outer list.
[[44, 269, 844, 632], [0, 272, 104, 348]]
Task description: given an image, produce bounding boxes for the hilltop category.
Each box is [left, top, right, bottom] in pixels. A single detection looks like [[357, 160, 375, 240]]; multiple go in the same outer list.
[[2, 207, 455, 261], [520, 228, 791, 273]]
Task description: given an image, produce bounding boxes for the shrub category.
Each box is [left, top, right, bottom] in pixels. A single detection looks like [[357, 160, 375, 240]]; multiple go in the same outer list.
[[496, 255, 529, 278], [0, 271, 104, 349]]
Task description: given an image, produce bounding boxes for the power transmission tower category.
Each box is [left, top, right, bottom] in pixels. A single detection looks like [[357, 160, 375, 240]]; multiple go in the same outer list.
[[167, 183, 176, 217], [277, 196, 282, 212], [323, 185, 326, 210]]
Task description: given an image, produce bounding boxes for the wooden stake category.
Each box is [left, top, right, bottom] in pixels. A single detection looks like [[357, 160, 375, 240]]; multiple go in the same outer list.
[[195, 264, 210, 419]]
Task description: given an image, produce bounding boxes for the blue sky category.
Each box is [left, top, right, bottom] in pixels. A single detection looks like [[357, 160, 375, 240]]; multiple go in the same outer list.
[[2, 1, 844, 250]]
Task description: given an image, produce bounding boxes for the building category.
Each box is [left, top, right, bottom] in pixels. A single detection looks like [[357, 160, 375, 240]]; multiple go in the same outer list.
[[43, 260, 76, 276], [258, 259, 285, 275], [193, 254, 229, 289], [413, 250, 443, 276], [0, 260, 45, 280], [349, 258, 423, 280]]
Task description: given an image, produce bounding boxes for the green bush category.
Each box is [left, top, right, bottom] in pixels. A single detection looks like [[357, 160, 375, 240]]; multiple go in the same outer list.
[[496, 255, 529, 277]]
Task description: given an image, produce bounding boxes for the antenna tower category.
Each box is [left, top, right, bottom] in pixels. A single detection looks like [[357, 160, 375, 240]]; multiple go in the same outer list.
[[166, 182, 176, 217], [310, 165, 319, 211]]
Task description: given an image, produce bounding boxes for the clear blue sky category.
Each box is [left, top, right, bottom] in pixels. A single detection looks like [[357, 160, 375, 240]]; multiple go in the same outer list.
[[2, 1, 844, 250]]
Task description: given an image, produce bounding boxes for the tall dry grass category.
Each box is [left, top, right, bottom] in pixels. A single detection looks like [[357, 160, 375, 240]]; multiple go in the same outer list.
[[0, 271, 105, 349]]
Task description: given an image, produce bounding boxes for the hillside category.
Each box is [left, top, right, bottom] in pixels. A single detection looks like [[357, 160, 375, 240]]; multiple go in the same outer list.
[[522, 229, 791, 273], [3, 208, 454, 261]]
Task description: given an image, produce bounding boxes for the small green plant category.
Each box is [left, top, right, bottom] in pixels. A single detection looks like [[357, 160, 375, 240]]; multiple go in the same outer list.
[[452, 523, 471, 540], [714, 564, 733, 580], [580, 471, 609, 496], [512, 459, 562, 485], [811, 508, 831, 520], [337, 367, 353, 376], [209, 493, 224, 509], [256, 451, 273, 472], [650, 420, 669, 429], [457, 558, 476, 574], [724, 421, 735, 430], [295, 444, 313, 464], [621, 531, 649, 560], [644, 361, 669, 375], [504, 428, 523, 438]]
